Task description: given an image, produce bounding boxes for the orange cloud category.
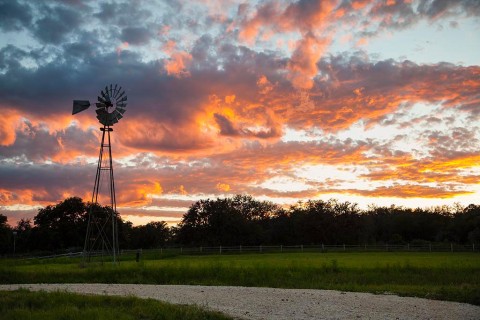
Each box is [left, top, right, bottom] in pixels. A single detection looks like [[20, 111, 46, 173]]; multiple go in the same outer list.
[[225, 95, 236, 104], [216, 182, 230, 192], [287, 33, 330, 89], [0, 109, 20, 146], [345, 185, 473, 199], [164, 51, 192, 77]]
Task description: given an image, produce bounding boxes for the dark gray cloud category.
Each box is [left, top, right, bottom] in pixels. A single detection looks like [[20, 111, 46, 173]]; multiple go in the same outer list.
[[0, 121, 100, 162], [0, 45, 29, 72], [0, 121, 61, 161], [0, 161, 93, 198], [214, 113, 240, 136], [417, 0, 480, 19], [94, 0, 155, 27], [32, 4, 85, 44], [120, 27, 152, 45], [0, 0, 33, 31]]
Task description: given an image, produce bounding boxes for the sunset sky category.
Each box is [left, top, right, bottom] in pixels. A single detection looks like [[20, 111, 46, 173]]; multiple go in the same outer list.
[[1, 0, 479, 226]]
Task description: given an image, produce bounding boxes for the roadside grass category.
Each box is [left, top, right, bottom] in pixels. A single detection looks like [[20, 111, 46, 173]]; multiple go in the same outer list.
[[0, 289, 232, 320], [1, 252, 479, 305]]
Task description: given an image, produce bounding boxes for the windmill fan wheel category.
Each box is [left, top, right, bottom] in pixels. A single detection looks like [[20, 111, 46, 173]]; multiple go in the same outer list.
[[95, 84, 128, 126]]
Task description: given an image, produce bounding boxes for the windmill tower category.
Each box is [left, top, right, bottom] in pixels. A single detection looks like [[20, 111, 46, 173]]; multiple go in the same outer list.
[[72, 84, 127, 264]]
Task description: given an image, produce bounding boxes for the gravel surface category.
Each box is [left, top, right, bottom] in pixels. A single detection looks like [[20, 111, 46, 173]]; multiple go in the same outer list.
[[1, 284, 479, 320]]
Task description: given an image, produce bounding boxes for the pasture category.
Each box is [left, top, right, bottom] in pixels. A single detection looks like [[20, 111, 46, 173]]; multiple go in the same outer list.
[[1, 251, 479, 305]]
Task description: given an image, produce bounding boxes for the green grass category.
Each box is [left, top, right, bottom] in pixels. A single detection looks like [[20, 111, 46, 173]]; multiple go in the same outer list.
[[1, 252, 479, 305], [0, 289, 232, 320]]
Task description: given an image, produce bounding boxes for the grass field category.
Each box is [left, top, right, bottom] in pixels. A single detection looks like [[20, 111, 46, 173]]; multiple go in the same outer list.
[[0, 289, 232, 320], [1, 252, 479, 305]]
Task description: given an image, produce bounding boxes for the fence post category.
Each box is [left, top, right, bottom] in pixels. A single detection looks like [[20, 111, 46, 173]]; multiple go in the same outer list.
[[451, 243, 453, 252], [240, 245, 242, 253], [281, 245, 283, 252], [301, 245, 303, 252], [322, 243, 324, 251], [407, 243, 409, 251], [181, 247, 183, 254], [364, 243, 367, 251], [386, 244, 388, 251], [200, 246, 202, 253], [429, 243, 432, 252], [343, 244, 346, 251], [473, 243, 475, 252], [220, 246, 222, 254], [260, 245, 262, 253], [136, 249, 141, 262]]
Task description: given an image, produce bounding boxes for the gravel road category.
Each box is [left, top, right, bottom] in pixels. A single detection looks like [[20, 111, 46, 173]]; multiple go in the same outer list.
[[1, 284, 479, 320]]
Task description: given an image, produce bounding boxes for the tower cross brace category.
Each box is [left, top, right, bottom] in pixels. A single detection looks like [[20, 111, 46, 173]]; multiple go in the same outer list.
[[83, 125, 119, 263]]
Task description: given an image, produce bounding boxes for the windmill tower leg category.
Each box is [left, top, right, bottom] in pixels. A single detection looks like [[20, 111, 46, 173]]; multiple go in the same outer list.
[[83, 125, 119, 264]]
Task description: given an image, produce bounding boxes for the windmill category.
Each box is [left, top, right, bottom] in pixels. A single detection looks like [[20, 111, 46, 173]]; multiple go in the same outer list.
[[73, 84, 127, 264]]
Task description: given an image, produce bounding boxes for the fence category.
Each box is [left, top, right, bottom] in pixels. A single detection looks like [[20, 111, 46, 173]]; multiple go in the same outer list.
[[4, 243, 477, 260], [121, 243, 478, 256]]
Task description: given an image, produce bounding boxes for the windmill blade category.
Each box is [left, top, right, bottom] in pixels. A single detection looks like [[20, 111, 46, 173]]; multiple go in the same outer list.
[[116, 102, 127, 109], [118, 95, 128, 103], [98, 96, 107, 104], [72, 100, 91, 115], [96, 102, 106, 109], [96, 108, 108, 116], [113, 84, 119, 98], [108, 114, 119, 124], [101, 90, 109, 102], [113, 110, 123, 121], [102, 87, 112, 102], [96, 107, 109, 125], [114, 86, 123, 99], [116, 90, 125, 100], [116, 106, 126, 115], [96, 113, 108, 124]]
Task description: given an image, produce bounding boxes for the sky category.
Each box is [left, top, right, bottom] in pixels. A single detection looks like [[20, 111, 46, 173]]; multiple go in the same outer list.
[[0, 0, 479, 227]]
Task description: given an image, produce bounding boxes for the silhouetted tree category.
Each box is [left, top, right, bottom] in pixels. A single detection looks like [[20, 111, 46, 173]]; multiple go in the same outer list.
[[130, 221, 170, 249], [0, 214, 11, 254], [32, 197, 89, 251], [177, 195, 281, 245], [2, 195, 479, 253], [450, 204, 480, 243], [13, 219, 32, 253]]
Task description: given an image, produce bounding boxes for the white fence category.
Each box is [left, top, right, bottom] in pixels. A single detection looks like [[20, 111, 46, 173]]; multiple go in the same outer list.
[[6, 243, 477, 260], [121, 243, 478, 256]]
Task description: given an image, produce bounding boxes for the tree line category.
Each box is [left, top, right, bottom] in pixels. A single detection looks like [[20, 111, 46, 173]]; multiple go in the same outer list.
[[1, 195, 479, 254]]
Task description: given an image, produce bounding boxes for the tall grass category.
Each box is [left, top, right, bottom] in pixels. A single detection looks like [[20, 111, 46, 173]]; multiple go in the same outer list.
[[0, 289, 232, 320], [1, 252, 479, 305]]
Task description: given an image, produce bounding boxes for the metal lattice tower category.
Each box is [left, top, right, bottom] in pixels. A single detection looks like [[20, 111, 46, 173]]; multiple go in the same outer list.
[[72, 84, 127, 264]]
